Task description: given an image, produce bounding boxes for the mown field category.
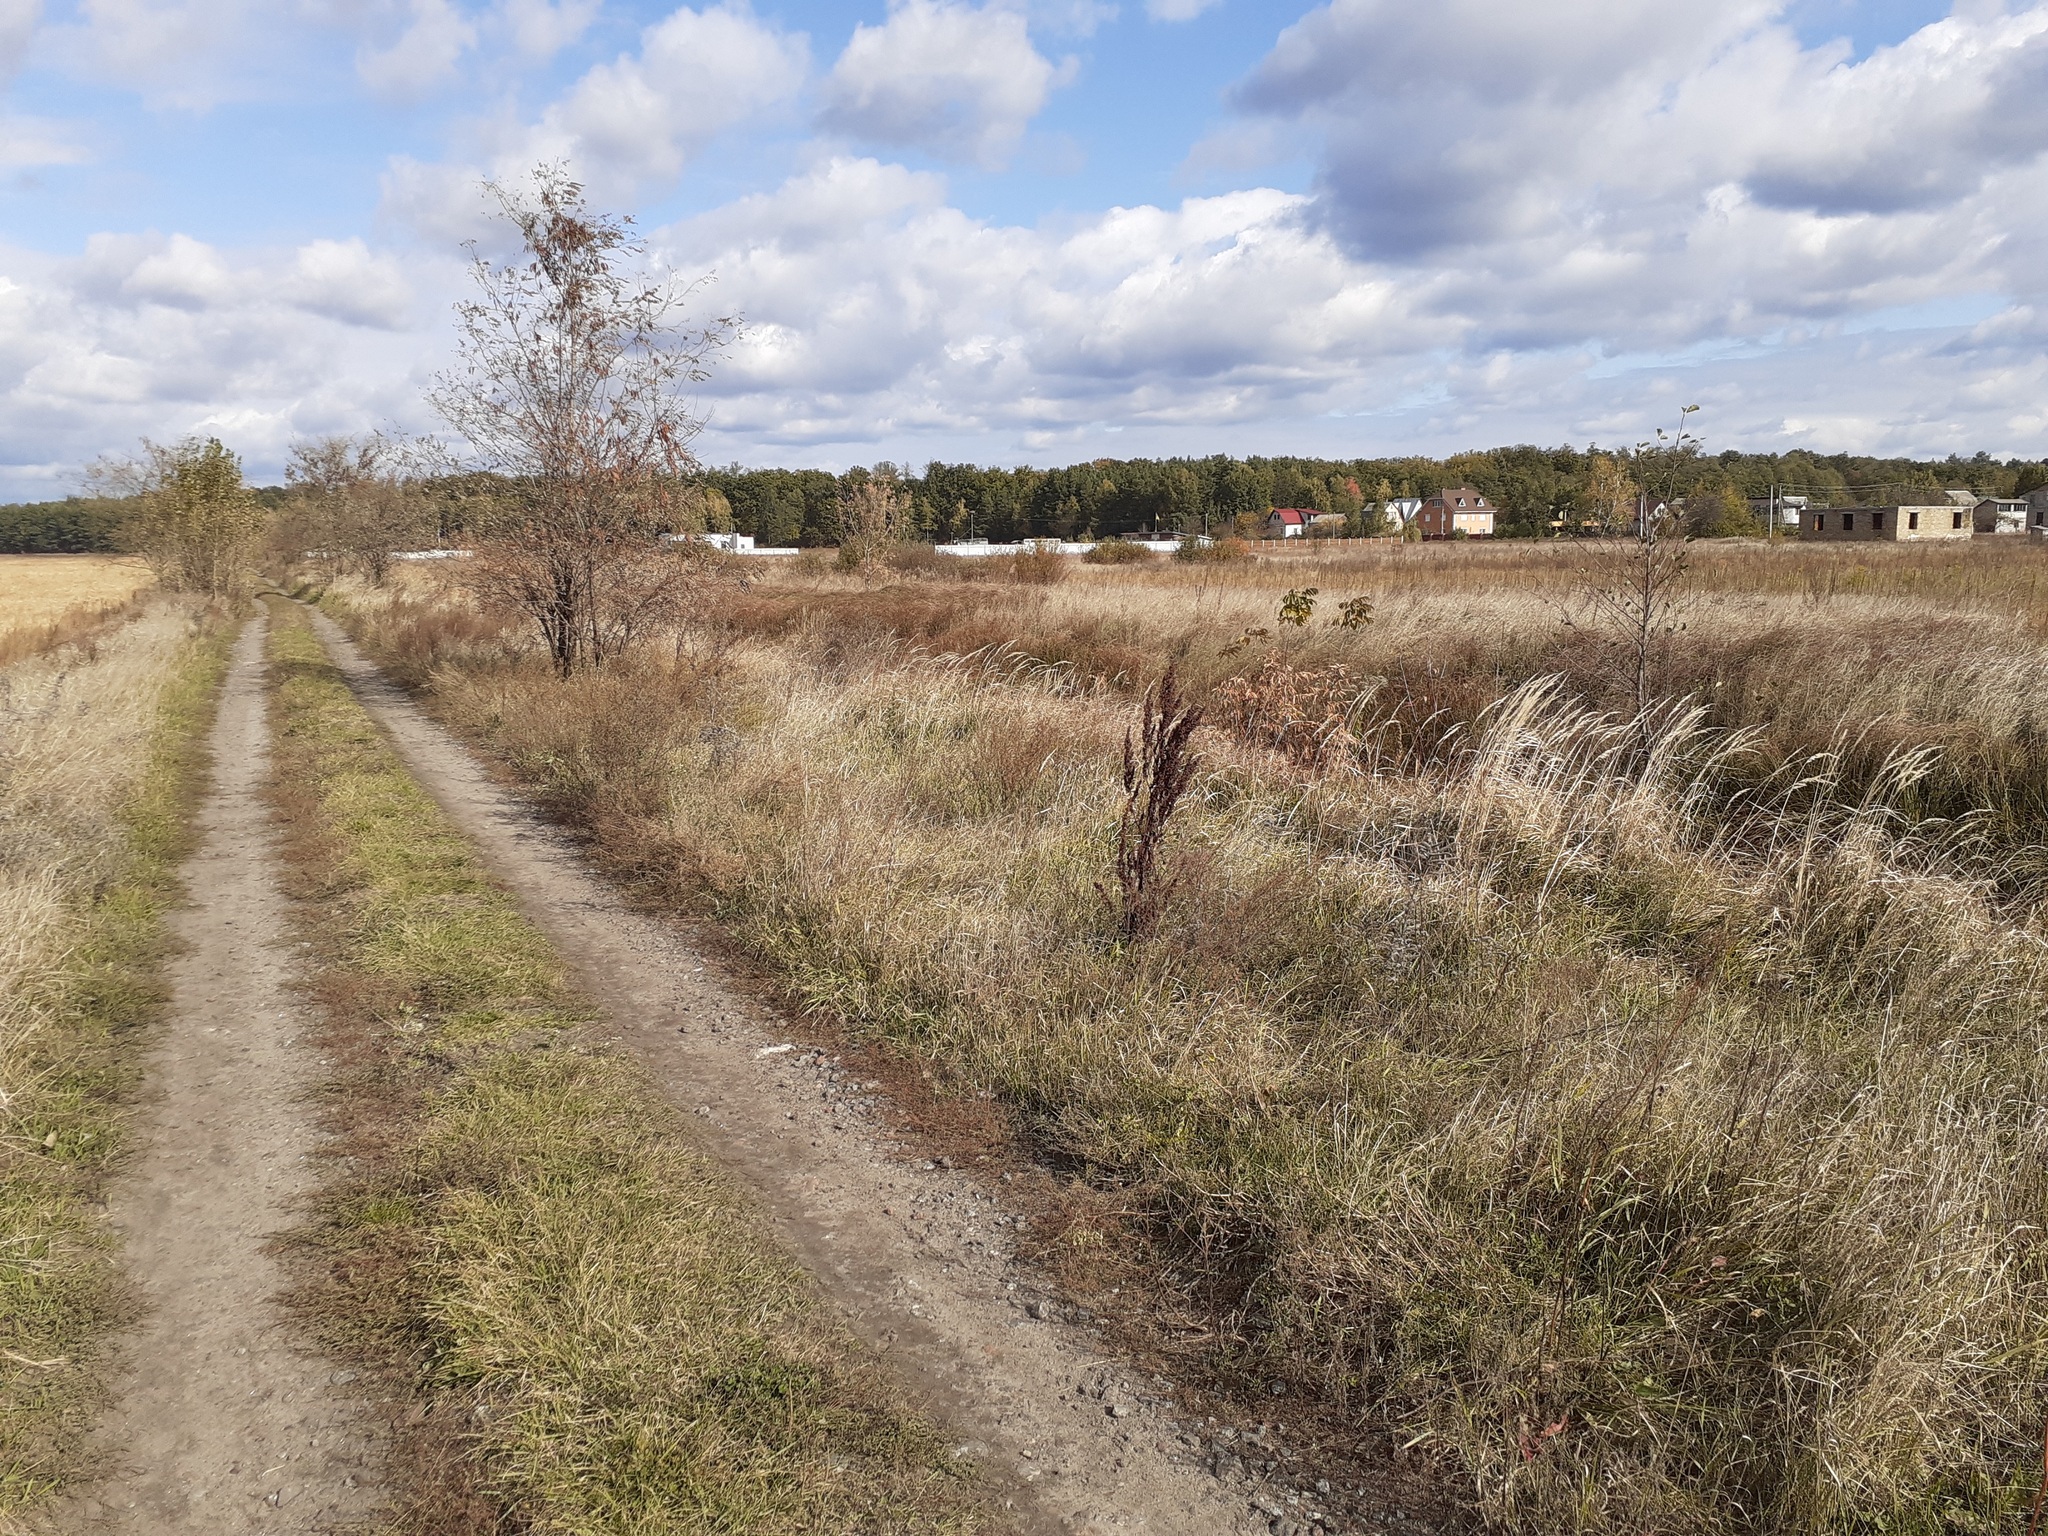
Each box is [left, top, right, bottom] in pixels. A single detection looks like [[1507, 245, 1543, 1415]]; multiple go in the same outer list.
[[328, 536, 2048, 1533], [0, 556, 155, 663]]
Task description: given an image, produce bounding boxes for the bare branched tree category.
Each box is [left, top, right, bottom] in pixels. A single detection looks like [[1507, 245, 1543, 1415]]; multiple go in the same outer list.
[[284, 434, 437, 585], [89, 436, 267, 597], [1570, 406, 1702, 722], [430, 164, 736, 675], [1108, 667, 1205, 941]]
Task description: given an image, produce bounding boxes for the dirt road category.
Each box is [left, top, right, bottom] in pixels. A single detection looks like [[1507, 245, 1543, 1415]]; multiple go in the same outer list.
[[304, 607, 1269, 1536], [55, 613, 383, 1533]]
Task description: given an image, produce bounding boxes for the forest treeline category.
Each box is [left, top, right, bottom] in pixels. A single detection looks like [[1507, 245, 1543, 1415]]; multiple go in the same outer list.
[[705, 447, 2048, 545], [7, 446, 2045, 553]]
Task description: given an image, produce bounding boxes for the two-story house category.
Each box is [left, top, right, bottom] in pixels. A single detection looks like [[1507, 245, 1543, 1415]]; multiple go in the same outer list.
[[1415, 487, 1496, 539]]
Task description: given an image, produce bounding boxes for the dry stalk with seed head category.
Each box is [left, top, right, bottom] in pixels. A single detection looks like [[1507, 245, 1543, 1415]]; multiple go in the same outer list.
[[1110, 666, 1203, 940]]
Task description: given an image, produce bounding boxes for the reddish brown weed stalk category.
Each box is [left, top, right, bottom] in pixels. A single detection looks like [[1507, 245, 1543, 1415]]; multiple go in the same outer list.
[[1111, 666, 1203, 940]]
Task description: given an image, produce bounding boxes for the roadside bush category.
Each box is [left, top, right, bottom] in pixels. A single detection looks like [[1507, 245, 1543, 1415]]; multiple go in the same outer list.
[[1175, 536, 1251, 564], [1081, 539, 1155, 566], [1002, 547, 1067, 585]]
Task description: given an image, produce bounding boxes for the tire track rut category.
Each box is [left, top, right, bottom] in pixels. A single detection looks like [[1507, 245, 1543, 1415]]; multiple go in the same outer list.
[[54, 612, 384, 1533]]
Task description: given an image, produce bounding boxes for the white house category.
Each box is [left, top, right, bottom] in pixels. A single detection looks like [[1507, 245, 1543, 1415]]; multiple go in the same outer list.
[[1974, 497, 2029, 534]]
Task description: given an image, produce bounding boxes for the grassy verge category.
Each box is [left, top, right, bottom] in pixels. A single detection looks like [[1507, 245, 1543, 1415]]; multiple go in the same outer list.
[[0, 602, 230, 1516], [261, 596, 987, 1535]]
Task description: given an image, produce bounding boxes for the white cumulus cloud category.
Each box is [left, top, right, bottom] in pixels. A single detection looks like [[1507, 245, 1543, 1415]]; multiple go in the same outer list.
[[58, 0, 273, 108], [817, 0, 1071, 169], [0, 0, 40, 81], [520, 3, 806, 191], [497, 0, 596, 59], [0, 230, 445, 496], [286, 238, 415, 328], [1228, 0, 2048, 359], [356, 0, 477, 97], [654, 156, 1426, 450]]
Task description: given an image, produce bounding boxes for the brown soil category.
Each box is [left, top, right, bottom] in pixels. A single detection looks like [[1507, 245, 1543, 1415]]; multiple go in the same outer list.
[[48, 613, 385, 1534], [301, 606, 1278, 1536]]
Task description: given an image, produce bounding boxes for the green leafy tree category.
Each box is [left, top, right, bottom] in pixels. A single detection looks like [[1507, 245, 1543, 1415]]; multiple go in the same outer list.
[[1220, 461, 1274, 521], [1163, 464, 1206, 534]]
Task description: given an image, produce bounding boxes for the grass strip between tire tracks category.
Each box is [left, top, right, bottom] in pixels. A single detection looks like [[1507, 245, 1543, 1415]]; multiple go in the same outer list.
[[261, 596, 988, 1536], [0, 602, 232, 1520]]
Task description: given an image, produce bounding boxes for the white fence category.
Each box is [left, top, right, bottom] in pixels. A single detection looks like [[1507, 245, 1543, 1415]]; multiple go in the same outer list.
[[934, 536, 1209, 558]]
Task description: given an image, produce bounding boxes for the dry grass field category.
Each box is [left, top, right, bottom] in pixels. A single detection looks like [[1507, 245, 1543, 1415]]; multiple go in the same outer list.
[[0, 599, 224, 1510], [332, 536, 2048, 1533], [0, 556, 154, 663]]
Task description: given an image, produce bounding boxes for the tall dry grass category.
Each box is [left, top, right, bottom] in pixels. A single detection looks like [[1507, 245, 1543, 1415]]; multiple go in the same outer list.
[[0, 604, 201, 1116], [330, 545, 2048, 1532], [0, 599, 220, 1511]]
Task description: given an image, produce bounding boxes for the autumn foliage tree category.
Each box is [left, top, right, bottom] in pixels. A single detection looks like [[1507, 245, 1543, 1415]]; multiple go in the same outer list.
[[92, 436, 267, 597], [430, 165, 735, 675]]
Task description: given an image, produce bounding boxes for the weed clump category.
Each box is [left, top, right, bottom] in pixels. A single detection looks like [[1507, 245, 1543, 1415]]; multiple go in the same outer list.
[[1107, 666, 1203, 940], [1003, 546, 1068, 584]]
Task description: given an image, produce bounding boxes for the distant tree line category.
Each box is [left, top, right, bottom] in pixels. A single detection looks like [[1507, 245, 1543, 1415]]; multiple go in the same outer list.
[[8, 444, 2045, 555], [0, 498, 131, 553], [704, 447, 2048, 546]]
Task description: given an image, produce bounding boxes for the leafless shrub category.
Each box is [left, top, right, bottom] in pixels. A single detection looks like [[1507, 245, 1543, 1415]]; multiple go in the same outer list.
[[429, 163, 734, 675], [1569, 410, 1701, 721]]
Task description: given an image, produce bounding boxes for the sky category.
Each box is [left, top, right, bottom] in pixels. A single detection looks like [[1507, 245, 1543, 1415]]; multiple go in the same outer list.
[[1, 0, 2045, 496]]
